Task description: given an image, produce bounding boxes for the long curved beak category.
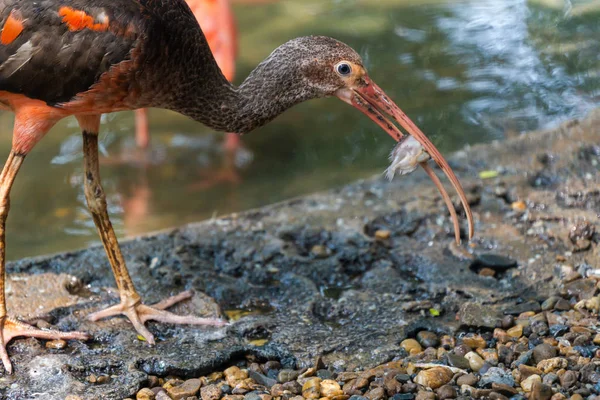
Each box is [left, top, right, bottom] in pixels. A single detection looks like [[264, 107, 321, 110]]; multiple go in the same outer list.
[[336, 76, 474, 244]]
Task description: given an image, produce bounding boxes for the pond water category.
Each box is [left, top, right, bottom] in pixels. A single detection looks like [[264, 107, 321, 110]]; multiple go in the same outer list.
[[2, 0, 598, 260]]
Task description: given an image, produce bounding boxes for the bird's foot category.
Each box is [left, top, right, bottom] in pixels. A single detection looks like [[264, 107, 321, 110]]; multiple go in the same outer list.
[[0, 316, 89, 374], [87, 290, 228, 344]]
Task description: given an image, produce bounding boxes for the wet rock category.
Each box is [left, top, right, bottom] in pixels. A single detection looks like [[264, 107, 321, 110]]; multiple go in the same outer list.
[[518, 365, 543, 379], [533, 343, 557, 364], [225, 367, 249, 386], [435, 385, 456, 400], [249, 371, 277, 388], [414, 367, 453, 389], [490, 383, 517, 397], [459, 302, 501, 329], [416, 331, 439, 348], [507, 325, 523, 338]]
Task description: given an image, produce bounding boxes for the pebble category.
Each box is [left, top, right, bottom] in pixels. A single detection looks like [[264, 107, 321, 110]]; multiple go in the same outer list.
[[520, 374, 542, 392], [530, 381, 552, 400], [479, 367, 515, 387], [374, 230, 391, 240], [560, 370, 578, 389], [456, 374, 478, 387], [167, 379, 202, 400], [225, 367, 249, 386], [302, 377, 321, 399], [507, 325, 523, 338], [462, 334, 487, 349], [320, 379, 343, 397], [391, 395, 415, 400], [464, 351, 485, 372], [537, 357, 567, 373], [447, 352, 470, 370], [533, 343, 557, 364], [365, 387, 385, 400], [414, 367, 453, 389], [137, 388, 156, 400], [277, 369, 300, 383], [201, 384, 222, 400], [400, 339, 422, 355], [45, 339, 67, 349], [414, 392, 435, 400], [248, 370, 277, 388], [416, 331, 439, 348], [435, 385, 456, 400]]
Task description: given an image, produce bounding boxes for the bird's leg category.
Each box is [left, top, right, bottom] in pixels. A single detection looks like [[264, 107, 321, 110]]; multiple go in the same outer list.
[[134, 108, 150, 149], [0, 148, 89, 374], [78, 116, 227, 344]]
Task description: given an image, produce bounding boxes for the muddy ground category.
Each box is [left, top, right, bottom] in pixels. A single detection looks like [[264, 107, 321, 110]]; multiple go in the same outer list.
[[1, 109, 598, 399]]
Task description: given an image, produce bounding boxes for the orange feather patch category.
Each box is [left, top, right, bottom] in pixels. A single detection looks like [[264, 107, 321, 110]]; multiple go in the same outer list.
[[58, 7, 109, 32], [1, 11, 25, 45]]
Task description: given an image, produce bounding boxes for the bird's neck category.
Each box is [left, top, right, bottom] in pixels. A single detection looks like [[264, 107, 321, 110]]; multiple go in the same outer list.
[[170, 57, 319, 134]]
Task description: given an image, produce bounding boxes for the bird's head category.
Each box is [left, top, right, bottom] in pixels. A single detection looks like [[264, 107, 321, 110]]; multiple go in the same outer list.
[[237, 36, 473, 242]]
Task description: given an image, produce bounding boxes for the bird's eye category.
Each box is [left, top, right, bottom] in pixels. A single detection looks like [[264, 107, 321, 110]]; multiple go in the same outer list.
[[336, 62, 352, 76]]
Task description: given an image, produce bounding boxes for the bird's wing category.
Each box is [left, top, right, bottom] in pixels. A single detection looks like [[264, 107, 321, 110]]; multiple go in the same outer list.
[[0, 0, 143, 106]]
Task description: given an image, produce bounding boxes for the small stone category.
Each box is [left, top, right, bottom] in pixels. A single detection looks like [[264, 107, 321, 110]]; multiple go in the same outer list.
[[518, 365, 543, 379], [147, 376, 160, 388], [570, 395, 583, 400], [225, 367, 249, 386], [400, 338, 422, 355], [348, 396, 368, 400], [542, 297, 559, 311], [476, 348, 499, 366], [137, 389, 156, 400], [435, 385, 455, 400], [491, 383, 517, 396], [316, 369, 333, 380], [537, 357, 567, 373], [277, 369, 300, 383], [554, 298, 571, 311], [520, 374, 542, 392], [65, 396, 82, 400], [447, 352, 470, 370], [507, 325, 523, 338], [530, 381, 552, 400], [511, 201, 526, 211], [413, 367, 453, 389], [249, 370, 277, 388], [156, 392, 170, 400], [501, 315, 514, 329], [201, 385, 222, 400], [414, 391, 435, 400], [365, 387, 385, 400], [560, 370, 578, 389], [45, 339, 67, 349], [480, 367, 515, 387], [374, 230, 391, 240], [550, 395, 566, 400], [168, 379, 202, 400], [533, 343, 557, 364], [321, 379, 343, 397], [302, 377, 322, 399], [416, 331, 439, 348], [311, 245, 330, 258], [456, 373, 478, 387], [243, 392, 261, 400], [462, 334, 487, 349], [479, 268, 496, 277], [464, 351, 485, 372], [459, 302, 501, 329], [453, 344, 470, 357], [391, 395, 415, 400], [88, 374, 97, 384], [440, 335, 455, 350], [96, 375, 110, 384], [489, 393, 508, 400]]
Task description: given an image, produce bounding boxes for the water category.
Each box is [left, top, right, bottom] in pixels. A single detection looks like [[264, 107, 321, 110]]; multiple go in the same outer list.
[[1, 0, 598, 260]]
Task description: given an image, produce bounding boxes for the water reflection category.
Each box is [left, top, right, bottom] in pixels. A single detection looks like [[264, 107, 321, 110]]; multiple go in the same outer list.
[[1, 0, 598, 260]]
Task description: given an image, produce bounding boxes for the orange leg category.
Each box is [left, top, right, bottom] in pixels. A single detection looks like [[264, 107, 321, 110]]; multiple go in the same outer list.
[[134, 108, 150, 149], [0, 113, 89, 374], [77, 115, 227, 344]]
